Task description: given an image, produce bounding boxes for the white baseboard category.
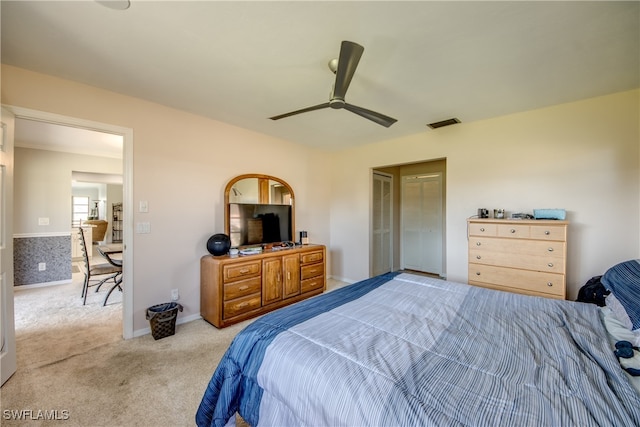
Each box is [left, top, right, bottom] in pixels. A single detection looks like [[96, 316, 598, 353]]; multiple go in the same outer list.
[[328, 275, 356, 284], [14, 279, 72, 290]]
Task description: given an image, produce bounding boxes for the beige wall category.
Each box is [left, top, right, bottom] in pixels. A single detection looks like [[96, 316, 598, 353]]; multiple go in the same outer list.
[[330, 90, 640, 299], [3, 65, 332, 333], [15, 147, 122, 234]]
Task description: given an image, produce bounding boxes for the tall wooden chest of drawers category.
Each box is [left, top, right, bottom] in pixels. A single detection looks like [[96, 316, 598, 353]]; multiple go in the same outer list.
[[201, 244, 326, 328], [467, 219, 568, 299]]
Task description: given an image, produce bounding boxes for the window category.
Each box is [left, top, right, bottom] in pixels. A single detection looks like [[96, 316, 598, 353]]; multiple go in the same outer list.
[[72, 196, 90, 227]]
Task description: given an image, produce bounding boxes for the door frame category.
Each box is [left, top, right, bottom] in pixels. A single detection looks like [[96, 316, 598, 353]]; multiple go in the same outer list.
[[1, 107, 17, 384], [4, 105, 134, 339]]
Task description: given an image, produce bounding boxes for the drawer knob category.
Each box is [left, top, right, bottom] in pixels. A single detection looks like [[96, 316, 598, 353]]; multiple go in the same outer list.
[[240, 268, 249, 274], [476, 242, 481, 246], [480, 227, 485, 232], [238, 302, 249, 308], [510, 229, 516, 233], [547, 247, 554, 252], [476, 255, 481, 260], [239, 285, 249, 291], [476, 272, 481, 276], [547, 263, 554, 268], [545, 230, 550, 235], [547, 282, 553, 287]]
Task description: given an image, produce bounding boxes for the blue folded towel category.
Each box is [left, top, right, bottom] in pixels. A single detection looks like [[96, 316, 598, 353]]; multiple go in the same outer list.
[[533, 209, 566, 220]]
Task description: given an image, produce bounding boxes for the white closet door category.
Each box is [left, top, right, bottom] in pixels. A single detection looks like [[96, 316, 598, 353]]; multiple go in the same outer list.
[[401, 173, 442, 275], [372, 173, 392, 276]]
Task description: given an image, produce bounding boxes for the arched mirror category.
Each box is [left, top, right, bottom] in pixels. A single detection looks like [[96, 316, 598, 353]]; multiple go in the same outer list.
[[224, 174, 295, 248]]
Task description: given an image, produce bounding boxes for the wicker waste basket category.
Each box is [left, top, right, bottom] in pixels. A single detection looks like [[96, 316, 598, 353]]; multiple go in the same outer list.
[[146, 302, 183, 340]]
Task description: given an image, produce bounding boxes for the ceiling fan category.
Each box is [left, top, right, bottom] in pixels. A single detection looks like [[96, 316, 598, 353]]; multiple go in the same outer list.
[[269, 41, 397, 128]]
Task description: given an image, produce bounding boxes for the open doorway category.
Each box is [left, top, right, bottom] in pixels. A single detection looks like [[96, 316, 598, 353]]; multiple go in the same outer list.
[[7, 105, 133, 340], [371, 159, 446, 278]]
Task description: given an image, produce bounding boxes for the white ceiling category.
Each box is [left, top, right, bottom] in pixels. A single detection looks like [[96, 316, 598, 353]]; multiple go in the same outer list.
[[15, 118, 124, 158], [2, 1, 638, 151]]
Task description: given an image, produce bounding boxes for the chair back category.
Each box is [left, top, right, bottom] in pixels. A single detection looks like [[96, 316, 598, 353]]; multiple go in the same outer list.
[[78, 227, 91, 275]]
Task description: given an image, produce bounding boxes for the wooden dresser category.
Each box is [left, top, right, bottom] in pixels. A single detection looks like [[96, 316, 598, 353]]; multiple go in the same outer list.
[[467, 219, 568, 299], [201, 244, 326, 328]]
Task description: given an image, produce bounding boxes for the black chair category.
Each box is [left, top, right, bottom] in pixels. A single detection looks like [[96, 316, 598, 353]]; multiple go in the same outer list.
[[78, 227, 122, 305], [96, 245, 124, 306]]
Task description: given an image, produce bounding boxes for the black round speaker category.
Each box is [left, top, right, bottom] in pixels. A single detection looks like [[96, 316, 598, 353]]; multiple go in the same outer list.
[[207, 233, 231, 256]]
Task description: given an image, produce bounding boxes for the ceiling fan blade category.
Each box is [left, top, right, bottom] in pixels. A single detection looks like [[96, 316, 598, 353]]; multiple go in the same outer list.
[[333, 41, 364, 100], [269, 102, 331, 121], [343, 103, 397, 128]]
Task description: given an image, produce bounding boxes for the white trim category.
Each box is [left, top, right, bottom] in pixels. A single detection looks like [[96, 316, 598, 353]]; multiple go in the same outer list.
[[13, 232, 71, 238], [3, 105, 135, 340], [328, 276, 356, 285], [14, 279, 72, 289]]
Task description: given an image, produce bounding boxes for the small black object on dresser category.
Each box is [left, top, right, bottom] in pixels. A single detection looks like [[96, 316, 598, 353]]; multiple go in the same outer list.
[[207, 234, 231, 256]]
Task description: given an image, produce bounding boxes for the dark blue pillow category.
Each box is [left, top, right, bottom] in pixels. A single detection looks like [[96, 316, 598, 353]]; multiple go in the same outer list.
[[602, 259, 640, 331]]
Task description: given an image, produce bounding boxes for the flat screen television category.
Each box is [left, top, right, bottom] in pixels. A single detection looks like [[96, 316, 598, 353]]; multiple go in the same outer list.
[[229, 203, 293, 248]]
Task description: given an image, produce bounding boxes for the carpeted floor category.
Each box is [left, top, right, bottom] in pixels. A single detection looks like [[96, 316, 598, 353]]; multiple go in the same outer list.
[[1, 266, 252, 426], [1, 265, 347, 426]]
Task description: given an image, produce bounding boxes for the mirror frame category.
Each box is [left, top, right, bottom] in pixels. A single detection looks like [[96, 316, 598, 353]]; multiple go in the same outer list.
[[224, 174, 295, 243]]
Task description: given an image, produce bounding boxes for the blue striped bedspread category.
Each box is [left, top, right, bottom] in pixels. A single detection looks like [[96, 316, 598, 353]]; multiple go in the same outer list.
[[196, 272, 640, 426]]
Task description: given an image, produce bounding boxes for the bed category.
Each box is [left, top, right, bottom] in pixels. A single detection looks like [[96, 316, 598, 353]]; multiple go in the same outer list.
[[196, 268, 640, 427]]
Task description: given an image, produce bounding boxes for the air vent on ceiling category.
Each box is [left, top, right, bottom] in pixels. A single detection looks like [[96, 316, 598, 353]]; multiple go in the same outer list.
[[427, 118, 460, 129]]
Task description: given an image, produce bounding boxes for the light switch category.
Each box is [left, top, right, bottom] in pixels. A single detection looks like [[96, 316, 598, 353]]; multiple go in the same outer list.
[[38, 217, 49, 226], [139, 201, 149, 213]]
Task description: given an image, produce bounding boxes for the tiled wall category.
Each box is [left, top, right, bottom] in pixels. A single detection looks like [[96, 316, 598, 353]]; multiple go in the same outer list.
[[14, 235, 72, 286]]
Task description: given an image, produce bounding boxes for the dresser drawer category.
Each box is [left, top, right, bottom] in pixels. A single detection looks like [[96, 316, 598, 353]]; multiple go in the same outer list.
[[223, 294, 261, 319], [469, 222, 497, 237], [301, 275, 324, 293], [223, 276, 261, 301], [301, 250, 324, 265], [223, 261, 261, 282], [301, 263, 324, 280], [497, 224, 530, 239], [469, 264, 565, 297], [529, 224, 567, 241], [470, 237, 565, 258], [469, 249, 565, 273]]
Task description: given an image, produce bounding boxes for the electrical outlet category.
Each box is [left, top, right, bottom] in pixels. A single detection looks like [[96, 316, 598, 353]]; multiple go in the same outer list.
[[136, 222, 151, 234], [171, 289, 179, 301], [38, 262, 46, 271]]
